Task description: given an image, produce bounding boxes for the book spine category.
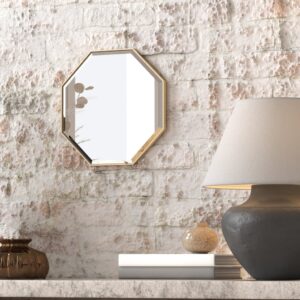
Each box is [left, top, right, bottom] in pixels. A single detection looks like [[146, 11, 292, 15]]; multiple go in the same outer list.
[[119, 266, 215, 279], [215, 256, 240, 266], [119, 266, 241, 279]]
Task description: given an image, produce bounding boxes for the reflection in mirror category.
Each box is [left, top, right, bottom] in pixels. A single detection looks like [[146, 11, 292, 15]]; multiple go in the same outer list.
[[62, 49, 166, 166]]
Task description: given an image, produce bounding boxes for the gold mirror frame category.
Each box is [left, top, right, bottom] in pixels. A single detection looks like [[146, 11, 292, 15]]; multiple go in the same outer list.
[[61, 49, 166, 166]]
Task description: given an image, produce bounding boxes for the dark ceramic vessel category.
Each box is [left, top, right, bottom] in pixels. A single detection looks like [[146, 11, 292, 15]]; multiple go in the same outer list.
[[222, 185, 300, 280], [0, 239, 49, 279]]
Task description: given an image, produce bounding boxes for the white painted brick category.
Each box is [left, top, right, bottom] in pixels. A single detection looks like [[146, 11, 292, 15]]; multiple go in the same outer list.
[[0, 37, 46, 67], [105, 171, 153, 197], [77, 226, 156, 253], [233, 51, 300, 79], [136, 142, 194, 169], [0, 199, 77, 239], [46, 30, 126, 65], [272, 78, 300, 97], [0, 90, 49, 115], [67, 170, 153, 199], [154, 170, 206, 199], [36, 171, 83, 200], [122, 2, 156, 26], [44, 6, 84, 34], [236, 19, 282, 51], [84, 5, 124, 27], [127, 26, 197, 55], [0, 64, 56, 93], [178, 53, 211, 80], [162, 26, 197, 53], [180, 53, 255, 80], [191, 0, 231, 26], [71, 197, 152, 227], [160, 111, 218, 142], [157, 1, 190, 26], [198, 25, 234, 53], [213, 78, 273, 110], [8, 6, 84, 37], [54, 145, 89, 171], [282, 0, 300, 17], [0, 1, 12, 8], [190, 139, 217, 171], [83, 30, 127, 51], [168, 80, 222, 112], [0, 9, 13, 36], [154, 199, 206, 227], [214, 55, 236, 79], [0, 116, 10, 143], [126, 27, 163, 54], [281, 17, 300, 49], [168, 81, 198, 112], [194, 80, 220, 109], [0, 178, 11, 198], [154, 227, 187, 252], [234, 0, 284, 21], [147, 54, 186, 82]]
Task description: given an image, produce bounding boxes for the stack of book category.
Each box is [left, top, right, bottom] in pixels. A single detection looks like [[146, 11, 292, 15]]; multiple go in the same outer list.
[[118, 254, 241, 279]]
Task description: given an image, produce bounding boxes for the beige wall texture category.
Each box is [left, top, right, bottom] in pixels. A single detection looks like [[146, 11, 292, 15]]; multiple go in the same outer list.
[[0, 0, 299, 278]]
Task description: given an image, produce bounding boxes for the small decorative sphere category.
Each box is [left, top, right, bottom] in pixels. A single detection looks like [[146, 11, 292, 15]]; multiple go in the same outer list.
[[74, 83, 85, 93], [182, 222, 219, 253]]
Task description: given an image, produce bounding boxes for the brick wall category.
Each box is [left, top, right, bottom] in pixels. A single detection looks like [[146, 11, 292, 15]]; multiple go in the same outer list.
[[0, 0, 298, 278]]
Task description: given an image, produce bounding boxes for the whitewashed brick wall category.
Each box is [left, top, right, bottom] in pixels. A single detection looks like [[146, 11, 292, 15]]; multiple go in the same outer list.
[[0, 0, 298, 278]]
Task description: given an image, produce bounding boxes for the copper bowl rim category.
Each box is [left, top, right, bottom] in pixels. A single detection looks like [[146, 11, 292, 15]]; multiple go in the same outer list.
[[0, 239, 32, 243]]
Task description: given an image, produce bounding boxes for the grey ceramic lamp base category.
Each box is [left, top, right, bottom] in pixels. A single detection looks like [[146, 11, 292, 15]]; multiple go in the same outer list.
[[222, 184, 300, 280]]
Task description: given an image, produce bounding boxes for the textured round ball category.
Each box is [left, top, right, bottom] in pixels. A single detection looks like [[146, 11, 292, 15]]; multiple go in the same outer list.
[[182, 222, 218, 253], [74, 83, 85, 93]]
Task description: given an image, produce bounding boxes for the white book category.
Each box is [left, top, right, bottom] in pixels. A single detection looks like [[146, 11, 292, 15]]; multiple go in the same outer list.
[[119, 254, 238, 267]]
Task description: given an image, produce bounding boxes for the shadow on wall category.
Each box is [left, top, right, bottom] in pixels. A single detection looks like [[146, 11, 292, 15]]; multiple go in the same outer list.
[[0, 160, 250, 279], [0, 192, 244, 278], [0, 194, 162, 278]]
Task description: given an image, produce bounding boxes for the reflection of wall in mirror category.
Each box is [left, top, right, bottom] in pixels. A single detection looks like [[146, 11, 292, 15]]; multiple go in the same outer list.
[[155, 80, 163, 129], [126, 54, 155, 161], [64, 78, 75, 139], [74, 54, 127, 161]]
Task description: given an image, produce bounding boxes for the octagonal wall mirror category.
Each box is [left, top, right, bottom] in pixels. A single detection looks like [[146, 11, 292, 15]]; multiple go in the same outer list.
[[62, 49, 166, 166]]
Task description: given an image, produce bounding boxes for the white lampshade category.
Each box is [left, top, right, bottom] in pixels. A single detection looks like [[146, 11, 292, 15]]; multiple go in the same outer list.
[[203, 98, 300, 190]]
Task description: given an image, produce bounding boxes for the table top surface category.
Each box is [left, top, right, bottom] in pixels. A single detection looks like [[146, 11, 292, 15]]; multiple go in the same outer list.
[[0, 279, 299, 299]]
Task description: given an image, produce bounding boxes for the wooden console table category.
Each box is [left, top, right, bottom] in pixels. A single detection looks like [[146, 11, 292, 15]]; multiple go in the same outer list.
[[0, 279, 298, 299]]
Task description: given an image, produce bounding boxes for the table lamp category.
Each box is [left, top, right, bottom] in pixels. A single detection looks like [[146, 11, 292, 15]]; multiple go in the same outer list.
[[203, 98, 300, 280]]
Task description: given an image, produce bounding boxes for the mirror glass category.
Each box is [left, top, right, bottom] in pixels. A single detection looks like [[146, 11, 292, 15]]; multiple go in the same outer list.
[[62, 49, 166, 166]]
